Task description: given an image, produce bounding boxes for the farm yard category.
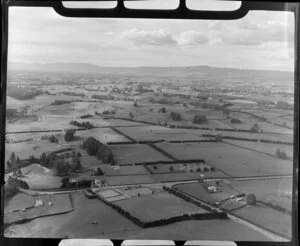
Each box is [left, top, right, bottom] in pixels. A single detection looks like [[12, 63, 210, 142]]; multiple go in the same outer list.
[[173, 182, 243, 206]]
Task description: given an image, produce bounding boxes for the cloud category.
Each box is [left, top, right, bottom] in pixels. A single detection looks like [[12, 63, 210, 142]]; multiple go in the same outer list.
[[177, 31, 209, 45], [208, 13, 294, 46], [122, 28, 176, 46]]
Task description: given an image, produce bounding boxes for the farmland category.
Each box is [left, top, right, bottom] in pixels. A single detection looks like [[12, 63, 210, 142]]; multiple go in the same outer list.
[[156, 142, 293, 177], [110, 144, 172, 165], [114, 192, 209, 223], [4, 67, 295, 241]]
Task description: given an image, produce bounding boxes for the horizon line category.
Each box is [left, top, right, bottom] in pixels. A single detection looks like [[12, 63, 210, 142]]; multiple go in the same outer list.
[[8, 61, 294, 73]]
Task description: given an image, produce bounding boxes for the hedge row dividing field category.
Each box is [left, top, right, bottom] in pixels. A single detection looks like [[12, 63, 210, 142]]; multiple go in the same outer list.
[[202, 134, 293, 145], [109, 126, 136, 142]]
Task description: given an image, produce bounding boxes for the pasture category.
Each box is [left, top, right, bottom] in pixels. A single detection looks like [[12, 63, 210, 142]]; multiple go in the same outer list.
[[5, 164, 62, 189], [75, 128, 130, 143], [115, 125, 208, 141], [230, 178, 293, 212], [114, 192, 209, 223], [224, 140, 293, 158], [156, 142, 293, 177], [110, 144, 171, 165], [101, 165, 150, 176], [4, 193, 73, 225], [232, 204, 292, 238]]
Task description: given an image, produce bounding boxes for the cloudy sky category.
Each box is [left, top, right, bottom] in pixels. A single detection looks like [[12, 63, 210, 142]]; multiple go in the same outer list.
[[8, 1, 294, 71]]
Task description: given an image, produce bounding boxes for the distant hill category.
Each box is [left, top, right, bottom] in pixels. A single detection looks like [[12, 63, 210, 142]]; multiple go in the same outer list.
[[7, 62, 293, 81]]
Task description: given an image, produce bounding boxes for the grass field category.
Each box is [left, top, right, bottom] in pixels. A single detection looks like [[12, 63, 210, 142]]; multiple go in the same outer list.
[[156, 142, 293, 177], [120, 187, 153, 198], [230, 178, 293, 212], [115, 125, 208, 141], [174, 182, 243, 205], [80, 155, 101, 169], [75, 128, 129, 143], [6, 116, 79, 132], [224, 140, 293, 158], [110, 144, 171, 165], [5, 141, 62, 166], [114, 192, 209, 222], [232, 203, 292, 238], [4, 192, 140, 238], [101, 165, 150, 176], [5, 164, 62, 189], [4, 193, 73, 225], [5, 193, 35, 212]]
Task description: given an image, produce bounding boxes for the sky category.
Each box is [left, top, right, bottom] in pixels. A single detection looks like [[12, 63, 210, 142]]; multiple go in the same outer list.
[[8, 0, 295, 71]]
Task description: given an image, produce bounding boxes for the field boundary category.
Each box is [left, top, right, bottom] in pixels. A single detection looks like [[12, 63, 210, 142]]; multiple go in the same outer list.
[[202, 134, 293, 145], [223, 141, 293, 161], [109, 126, 135, 142], [147, 143, 178, 161]]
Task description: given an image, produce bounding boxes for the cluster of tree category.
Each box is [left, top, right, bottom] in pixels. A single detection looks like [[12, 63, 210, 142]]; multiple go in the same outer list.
[[69, 120, 95, 129], [61, 177, 91, 188], [64, 129, 76, 141], [170, 112, 182, 121], [230, 118, 242, 124], [133, 101, 138, 107], [61, 91, 85, 98], [92, 94, 115, 100], [42, 134, 59, 143], [129, 112, 134, 118], [6, 152, 20, 172], [158, 107, 167, 113], [82, 137, 113, 163], [7, 86, 43, 100], [149, 98, 174, 105], [5, 177, 30, 198], [102, 110, 116, 115], [4, 177, 19, 199], [276, 101, 291, 110], [40, 152, 82, 176], [6, 108, 24, 121], [275, 149, 288, 159], [192, 115, 207, 124], [51, 100, 72, 105], [80, 114, 93, 119], [250, 123, 260, 132]]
